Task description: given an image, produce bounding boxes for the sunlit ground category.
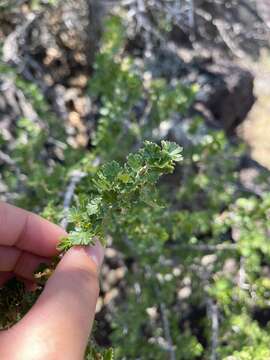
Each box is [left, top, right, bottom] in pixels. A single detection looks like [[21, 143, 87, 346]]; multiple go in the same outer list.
[[238, 49, 270, 169]]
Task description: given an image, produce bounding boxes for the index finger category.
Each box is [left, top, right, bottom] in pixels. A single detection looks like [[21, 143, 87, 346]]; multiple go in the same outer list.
[[0, 202, 66, 257]]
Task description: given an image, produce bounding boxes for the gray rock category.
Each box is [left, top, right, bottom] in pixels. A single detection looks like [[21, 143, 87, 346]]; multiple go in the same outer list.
[[195, 62, 255, 133]]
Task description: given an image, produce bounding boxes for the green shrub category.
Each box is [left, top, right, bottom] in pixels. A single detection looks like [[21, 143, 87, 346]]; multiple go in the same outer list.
[[1, 14, 270, 360]]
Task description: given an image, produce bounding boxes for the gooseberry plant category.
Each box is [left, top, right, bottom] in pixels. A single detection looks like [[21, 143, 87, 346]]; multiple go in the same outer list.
[[1, 13, 270, 360], [59, 141, 182, 251]]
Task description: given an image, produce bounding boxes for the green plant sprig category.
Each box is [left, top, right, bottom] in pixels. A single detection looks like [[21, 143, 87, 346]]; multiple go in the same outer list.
[[58, 141, 182, 251]]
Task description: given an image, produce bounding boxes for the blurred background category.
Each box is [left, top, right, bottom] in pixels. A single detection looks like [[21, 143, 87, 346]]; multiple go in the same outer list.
[[1, 1, 270, 359]]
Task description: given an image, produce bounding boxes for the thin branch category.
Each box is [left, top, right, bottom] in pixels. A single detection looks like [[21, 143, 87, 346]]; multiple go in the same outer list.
[[241, 0, 270, 31], [213, 19, 245, 58], [188, 0, 195, 29], [159, 301, 177, 360], [0, 150, 16, 166], [16, 86, 42, 124], [172, 243, 238, 252], [0, 148, 22, 195], [200, 264, 219, 360], [238, 256, 249, 290], [206, 297, 219, 360], [60, 170, 86, 230], [124, 238, 176, 358]]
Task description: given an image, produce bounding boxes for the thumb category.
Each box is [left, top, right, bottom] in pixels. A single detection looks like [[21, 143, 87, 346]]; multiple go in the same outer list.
[[9, 242, 104, 360]]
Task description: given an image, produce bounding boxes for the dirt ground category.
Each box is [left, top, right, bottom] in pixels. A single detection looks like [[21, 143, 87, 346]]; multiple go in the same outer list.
[[238, 49, 270, 170]]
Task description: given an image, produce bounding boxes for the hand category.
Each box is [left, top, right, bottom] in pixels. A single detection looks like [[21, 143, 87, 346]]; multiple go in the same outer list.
[[0, 202, 104, 360]]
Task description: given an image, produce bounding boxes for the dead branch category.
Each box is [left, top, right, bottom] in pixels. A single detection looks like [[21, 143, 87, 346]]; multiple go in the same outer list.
[[60, 170, 86, 230], [206, 297, 219, 360], [213, 19, 245, 59], [159, 301, 177, 360]]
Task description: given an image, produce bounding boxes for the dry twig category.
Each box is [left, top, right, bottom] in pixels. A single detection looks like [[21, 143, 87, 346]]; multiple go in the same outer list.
[[207, 297, 219, 360], [60, 170, 86, 230], [159, 300, 177, 360]]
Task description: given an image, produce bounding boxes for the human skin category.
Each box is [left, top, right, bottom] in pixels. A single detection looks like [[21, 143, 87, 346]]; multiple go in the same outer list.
[[0, 202, 104, 360]]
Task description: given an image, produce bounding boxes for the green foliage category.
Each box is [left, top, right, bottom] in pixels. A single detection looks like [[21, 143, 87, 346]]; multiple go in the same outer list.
[[89, 17, 196, 162], [86, 347, 114, 360], [1, 12, 270, 360], [59, 141, 182, 251], [221, 314, 270, 359]]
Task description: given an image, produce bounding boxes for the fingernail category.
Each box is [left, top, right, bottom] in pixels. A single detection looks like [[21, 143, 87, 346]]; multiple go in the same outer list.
[[84, 240, 104, 269]]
